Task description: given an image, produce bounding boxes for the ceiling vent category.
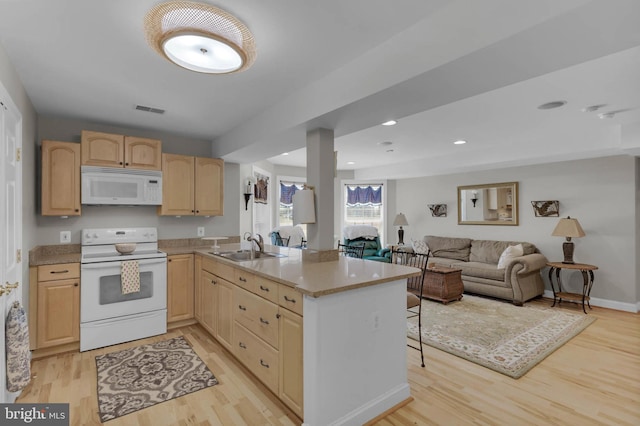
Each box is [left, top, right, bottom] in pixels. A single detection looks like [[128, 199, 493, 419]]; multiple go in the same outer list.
[[135, 105, 165, 114]]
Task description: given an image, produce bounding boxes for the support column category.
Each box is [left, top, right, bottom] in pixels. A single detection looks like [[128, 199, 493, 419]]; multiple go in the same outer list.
[[305, 128, 335, 252]]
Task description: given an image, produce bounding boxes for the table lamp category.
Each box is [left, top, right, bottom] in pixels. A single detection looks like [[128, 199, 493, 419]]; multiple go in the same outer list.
[[551, 216, 585, 264], [393, 213, 408, 245]]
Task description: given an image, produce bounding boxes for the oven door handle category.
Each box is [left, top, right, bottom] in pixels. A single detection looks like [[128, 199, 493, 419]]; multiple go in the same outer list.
[[81, 258, 167, 269]]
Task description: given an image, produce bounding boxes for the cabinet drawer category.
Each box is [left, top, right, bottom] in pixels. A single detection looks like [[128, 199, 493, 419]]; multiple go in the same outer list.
[[279, 284, 303, 316], [234, 287, 279, 348], [201, 257, 234, 282], [234, 323, 279, 394], [255, 276, 279, 304], [234, 269, 256, 293], [38, 263, 80, 281]]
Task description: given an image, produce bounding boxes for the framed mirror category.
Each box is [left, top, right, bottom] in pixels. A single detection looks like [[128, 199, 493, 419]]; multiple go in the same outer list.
[[458, 182, 519, 225]]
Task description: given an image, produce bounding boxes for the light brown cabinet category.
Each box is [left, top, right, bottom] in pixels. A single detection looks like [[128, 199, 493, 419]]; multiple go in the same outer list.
[[32, 263, 80, 349], [158, 153, 224, 216], [41, 140, 81, 216], [279, 307, 304, 418], [167, 254, 194, 323], [81, 130, 161, 170], [195, 255, 303, 418]]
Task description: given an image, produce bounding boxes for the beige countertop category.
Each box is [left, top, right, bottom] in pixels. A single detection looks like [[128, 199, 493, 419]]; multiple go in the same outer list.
[[195, 243, 421, 298], [29, 240, 421, 298]]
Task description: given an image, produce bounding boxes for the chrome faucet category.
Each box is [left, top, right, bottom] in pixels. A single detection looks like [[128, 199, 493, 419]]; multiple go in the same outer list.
[[246, 233, 264, 253]]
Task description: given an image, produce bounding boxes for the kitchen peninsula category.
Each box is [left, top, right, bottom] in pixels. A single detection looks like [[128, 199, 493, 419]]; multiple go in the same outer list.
[[194, 244, 421, 426]]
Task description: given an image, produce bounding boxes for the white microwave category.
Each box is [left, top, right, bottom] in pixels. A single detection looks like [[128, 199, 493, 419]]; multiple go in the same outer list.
[[81, 166, 162, 205]]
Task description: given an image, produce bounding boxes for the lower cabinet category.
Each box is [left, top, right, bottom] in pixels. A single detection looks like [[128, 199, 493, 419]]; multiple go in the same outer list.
[[32, 263, 81, 349], [196, 255, 304, 419], [279, 307, 304, 417], [167, 254, 194, 323]]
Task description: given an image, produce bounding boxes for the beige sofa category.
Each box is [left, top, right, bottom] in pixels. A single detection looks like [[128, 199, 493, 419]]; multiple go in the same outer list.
[[423, 235, 547, 305]]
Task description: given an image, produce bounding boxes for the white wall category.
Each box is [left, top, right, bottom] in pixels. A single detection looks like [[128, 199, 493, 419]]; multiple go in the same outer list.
[[389, 156, 637, 307]]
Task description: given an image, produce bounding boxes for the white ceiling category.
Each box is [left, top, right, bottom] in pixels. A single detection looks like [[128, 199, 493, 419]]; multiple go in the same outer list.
[[1, 0, 638, 179]]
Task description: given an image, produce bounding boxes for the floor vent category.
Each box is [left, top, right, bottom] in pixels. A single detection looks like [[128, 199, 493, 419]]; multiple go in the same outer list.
[[135, 105, 165, 114]]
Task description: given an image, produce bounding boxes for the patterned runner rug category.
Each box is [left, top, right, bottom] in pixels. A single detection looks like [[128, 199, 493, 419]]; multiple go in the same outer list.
[[407, 295, 596, 378], [95, 336, 218, 422]]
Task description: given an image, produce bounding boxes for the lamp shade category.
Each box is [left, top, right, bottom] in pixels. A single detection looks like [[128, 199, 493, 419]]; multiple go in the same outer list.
[[393, 213, 408, 227], [551, 216, 585, 238], [292, 189, 316, 224]]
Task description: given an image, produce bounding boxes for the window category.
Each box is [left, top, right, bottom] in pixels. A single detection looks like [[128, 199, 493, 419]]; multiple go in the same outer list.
[[278, 180, 305, 227], [343, 183, 385, 243]]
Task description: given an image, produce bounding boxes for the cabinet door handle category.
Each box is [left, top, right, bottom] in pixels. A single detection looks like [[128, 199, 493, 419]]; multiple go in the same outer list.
[[260, 359, 270, 368], [50, 270, 69, 274], [259, 317, 269, 325], [119, 162, 123, 165], [259, 285, 269, 292], [284, 295, 296, 303], [238, 277, 247, 282], [196, 210, 199, 213], [239, 342, 246, 349], [211, 280, 217, 285], [238, 305, 247, 311], [125, 162, 129, 166], [276, 313, 281, 319], [74, 283, 79, 287], [75, 209, 79, 212]]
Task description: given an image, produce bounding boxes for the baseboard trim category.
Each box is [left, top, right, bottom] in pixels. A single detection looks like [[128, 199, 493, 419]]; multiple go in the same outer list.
[[302, 383, 411, 426], [542, 290, 638, 313]]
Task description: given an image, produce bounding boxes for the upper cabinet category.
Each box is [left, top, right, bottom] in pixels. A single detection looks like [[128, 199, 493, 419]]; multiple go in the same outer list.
[[41, 140, 81, 216], [81, 130, 161, 170], [195, 157, 224, 216], [158, 153, 224, 216]]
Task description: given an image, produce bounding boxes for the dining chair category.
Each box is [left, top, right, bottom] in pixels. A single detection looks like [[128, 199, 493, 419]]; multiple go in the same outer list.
[[392, 248, 430, 367], [338, 242, 365, 259]]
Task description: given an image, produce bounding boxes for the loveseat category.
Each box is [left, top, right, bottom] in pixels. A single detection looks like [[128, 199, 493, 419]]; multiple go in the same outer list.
[[420, 235, 547, 305]]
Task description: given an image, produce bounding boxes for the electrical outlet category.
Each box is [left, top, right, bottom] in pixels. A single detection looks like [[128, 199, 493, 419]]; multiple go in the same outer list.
[[197, 227, 205, 237], [60, 231, 71, 243]]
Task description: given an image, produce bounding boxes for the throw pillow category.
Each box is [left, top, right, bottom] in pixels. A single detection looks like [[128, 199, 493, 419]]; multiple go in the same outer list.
[[411, 238, 430, 255], [497, 244, 523, 269]]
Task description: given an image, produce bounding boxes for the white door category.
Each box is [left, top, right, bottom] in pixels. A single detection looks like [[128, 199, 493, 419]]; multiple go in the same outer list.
[[0, 84, 23, 403]]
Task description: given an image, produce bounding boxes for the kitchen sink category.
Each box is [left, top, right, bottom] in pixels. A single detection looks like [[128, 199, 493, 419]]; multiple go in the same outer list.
[[209, 250, 287, 262]]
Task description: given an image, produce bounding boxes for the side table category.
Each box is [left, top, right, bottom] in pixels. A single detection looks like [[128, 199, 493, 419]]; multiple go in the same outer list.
[[547, 262, 598, 314]]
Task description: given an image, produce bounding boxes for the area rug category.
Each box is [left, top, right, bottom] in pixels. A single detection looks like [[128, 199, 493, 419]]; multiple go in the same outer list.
[[407, 295, 596, 378], [95, 336, 218, 422]]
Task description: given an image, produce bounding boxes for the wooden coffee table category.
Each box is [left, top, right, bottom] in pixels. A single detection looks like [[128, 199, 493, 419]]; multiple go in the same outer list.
[[422, 266, 464, 304]]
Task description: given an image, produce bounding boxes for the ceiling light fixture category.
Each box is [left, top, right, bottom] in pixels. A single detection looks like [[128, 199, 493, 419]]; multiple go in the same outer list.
[[144, 1, 256, 74], [378, 141, 393, 146], [347, 161, 355, 165], [537, 100, 567, 110], [281, 152, 289, 156], [453, 140, 467, 145], [382, 120, 397, 126]]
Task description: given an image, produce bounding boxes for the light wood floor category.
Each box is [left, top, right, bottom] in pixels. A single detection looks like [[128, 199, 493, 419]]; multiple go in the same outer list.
[[17, 298, 640, 426]]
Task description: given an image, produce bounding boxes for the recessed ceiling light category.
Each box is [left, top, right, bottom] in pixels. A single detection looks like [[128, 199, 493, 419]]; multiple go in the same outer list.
[[347, 161, 355, 165], [281, 152, 289, 156], [537, 100, 567, 110], [386, 149, 394, 153], [378, 141, 393, 146], [598, 112, 615, 119], [381, 120, 397, 126], [453, 140, 467, 145]]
